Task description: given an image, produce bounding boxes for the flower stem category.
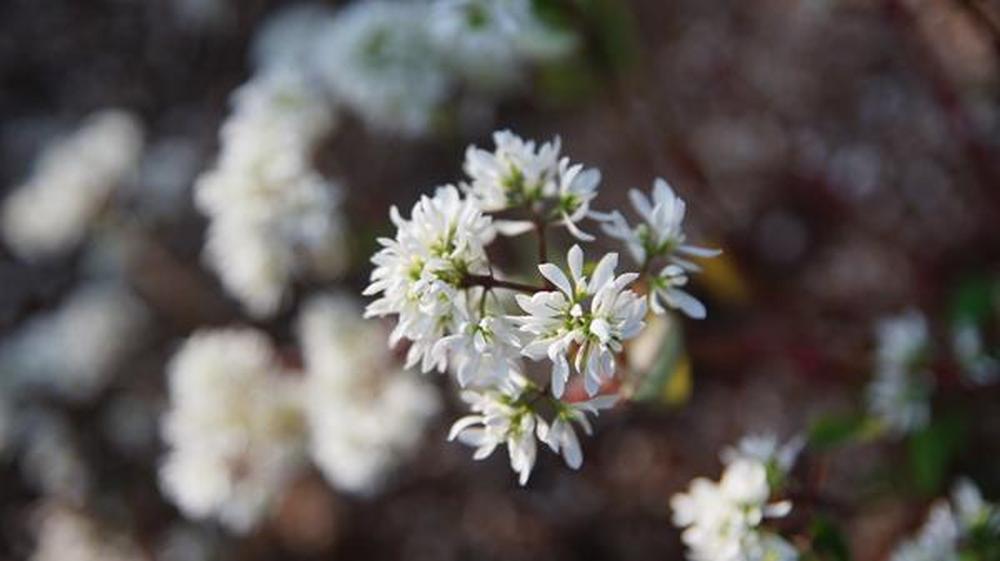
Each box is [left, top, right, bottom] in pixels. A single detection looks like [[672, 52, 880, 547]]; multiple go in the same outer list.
[[462, 274, 545, 294]]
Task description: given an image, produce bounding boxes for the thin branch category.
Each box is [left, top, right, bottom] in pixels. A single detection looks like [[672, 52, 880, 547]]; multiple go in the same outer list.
[[462, 274, 546, 294]]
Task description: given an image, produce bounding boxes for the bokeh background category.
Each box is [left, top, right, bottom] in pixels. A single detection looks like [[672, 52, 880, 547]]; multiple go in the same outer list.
[[1, 0, 999, 560]]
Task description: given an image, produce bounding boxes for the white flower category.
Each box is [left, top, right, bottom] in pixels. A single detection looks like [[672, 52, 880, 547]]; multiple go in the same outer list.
[[364, 185, 493, 371], [448, 373, 540, 485], [721, 433, 804, 479], [514, 245, 646, 397], [952, 322, 998, 385], [553, 158, 602, 241], [866, 310, 933, 436], [297, 294, 440, 495], [250, 3, 336, 70], [159, 329, 306, 533], [3, 109, 143, 260], [462, 130, 601, 240], [194, 69, 346, 317], [463, 129, 562, 212], [648, 264, 706, 319], [888, 478, 1000, 561], [671, 458, 795, 561], [428, 0, 575, 93], [430, 299, 523, 387], [313, 1, 450, 136], [537, 394, 617, 469], [601, 177, 720, 267], [1, 283, 149, 402]]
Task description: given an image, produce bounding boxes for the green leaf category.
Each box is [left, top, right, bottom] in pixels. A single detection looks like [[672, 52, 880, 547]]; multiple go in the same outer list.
[[809, 515, 852, 561], [807, 413, 875, 450], [907, 415, 966, 496], [950, 275, 997, 325]]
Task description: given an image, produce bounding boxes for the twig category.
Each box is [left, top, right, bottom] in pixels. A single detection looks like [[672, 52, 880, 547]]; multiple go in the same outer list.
[[462, 274, 546, 294]]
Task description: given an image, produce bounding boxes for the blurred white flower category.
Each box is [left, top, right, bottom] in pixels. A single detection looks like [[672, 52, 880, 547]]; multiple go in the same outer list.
[[364, 185, 493, 372], [952, 322, 998, 385], [866, 310, 933, 435], [314, 0, 449, 136], [159, 329, 306, 533], [428, 0, 575, 93], [195, 69, 346, 317], [30, 504, 148, 561], [889, 479, 999, 561], [671, 457, 796, 561], [2, 109, 143, 260], [251, 3, 336, 70], [514, 245, 646, 397], [298, 294, 440, 495], [1, 283, 149, 402]]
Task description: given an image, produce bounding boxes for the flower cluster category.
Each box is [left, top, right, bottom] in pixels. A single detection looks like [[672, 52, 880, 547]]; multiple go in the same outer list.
[[194, 69, 347, 317], [366, 129, 719, 484], [159, 294, 439, 532], [159, 329, 306, 532], [312, 0, 573, 136], [0, 283, 149, 402], [298, 294, 441, 495], [889, 479, 1000, 561], [670, 434, 802, 561], [865, 310, 934, 436], [2, 110, 144, 260]]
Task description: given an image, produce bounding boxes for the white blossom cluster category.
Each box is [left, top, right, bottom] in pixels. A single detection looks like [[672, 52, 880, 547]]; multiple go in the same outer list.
[[159, 294, 439, 532], [250, 0, 572, 138], [889, 479, 1000, 561], [2, 109, 144, 260], [0, 283, 149, 402], [298, 294, 441, 495], [670, 434, 802, 561], [194, 69, 347, 317], [159, 328, 307, 533], [865, 310, 934, 436], [365, 129, 719, 484]]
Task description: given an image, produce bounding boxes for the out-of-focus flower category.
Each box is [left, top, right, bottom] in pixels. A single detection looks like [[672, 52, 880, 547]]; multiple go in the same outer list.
[[195, 69, 346, 317], [952, 322, 998, 385], [866, 310, 933, 435], [30, 504, 148, 561], [364, 185, 493, 372], [514, 245, 646, 397], [0, 283, 149, 402], [251, 3, 336, 70], [889, 479, 999, 561], [298, 294, 440, 495], [671, 453, 798, 561], [159, 329, 306, 533], [428, 0, 575, 93], [314, 0, 449, 136], [537, 394, 617, 469], [2, 110, 143, 260]]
